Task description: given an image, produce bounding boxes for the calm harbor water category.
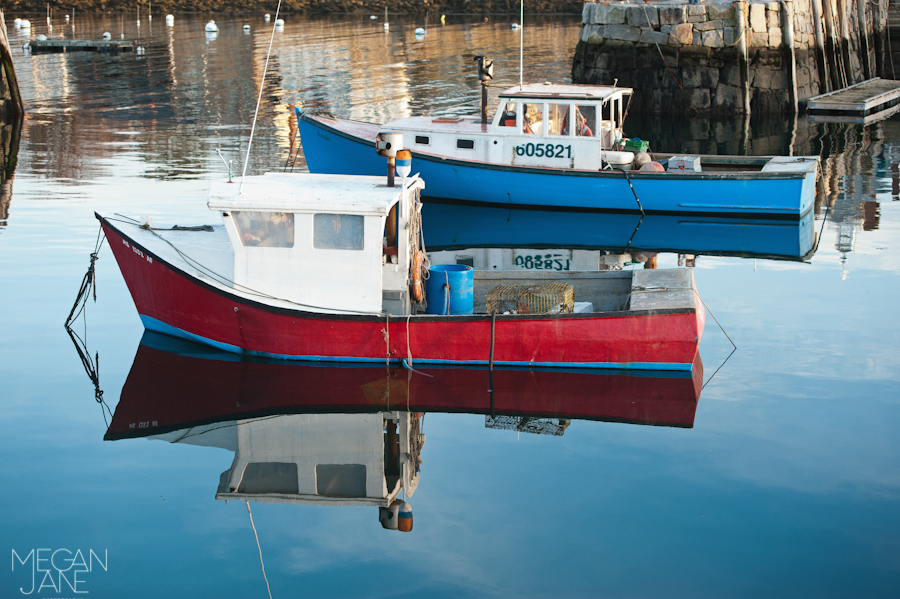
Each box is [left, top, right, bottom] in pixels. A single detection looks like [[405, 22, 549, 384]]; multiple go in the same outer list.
[[1, 13, 899, 598]]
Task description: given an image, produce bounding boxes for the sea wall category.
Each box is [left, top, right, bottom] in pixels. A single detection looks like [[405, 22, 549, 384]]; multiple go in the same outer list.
[[572, 0, 891, 115]]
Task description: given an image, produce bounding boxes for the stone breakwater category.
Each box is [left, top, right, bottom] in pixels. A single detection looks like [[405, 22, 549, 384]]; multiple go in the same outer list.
[[572, 0, 890, 115]]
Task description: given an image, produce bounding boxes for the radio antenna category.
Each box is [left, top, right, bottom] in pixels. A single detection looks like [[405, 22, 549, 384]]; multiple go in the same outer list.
[[240, 0, 283, 194], [519, 0, 523, 89]]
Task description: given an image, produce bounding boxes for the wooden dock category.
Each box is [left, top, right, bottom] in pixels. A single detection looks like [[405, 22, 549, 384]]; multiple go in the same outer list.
[[806, 78, 900, 124], [27, 39, 136, 54]]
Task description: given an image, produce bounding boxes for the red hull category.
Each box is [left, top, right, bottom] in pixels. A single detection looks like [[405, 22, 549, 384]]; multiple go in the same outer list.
[[101, 216, 702, 371], [105, 337, 703, 440]]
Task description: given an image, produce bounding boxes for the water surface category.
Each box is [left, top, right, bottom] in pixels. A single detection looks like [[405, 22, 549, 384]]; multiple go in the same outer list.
[[0, 13, 898, 598]]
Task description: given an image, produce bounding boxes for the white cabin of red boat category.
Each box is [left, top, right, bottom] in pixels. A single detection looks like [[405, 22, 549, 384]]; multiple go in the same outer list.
[[383, 83, 635, 170], [208, 172, 422, 315]]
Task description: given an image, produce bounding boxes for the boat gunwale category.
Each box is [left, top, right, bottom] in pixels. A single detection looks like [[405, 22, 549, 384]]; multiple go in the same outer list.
[[98, 213, 699, 323], [304, 113, 817, 181]]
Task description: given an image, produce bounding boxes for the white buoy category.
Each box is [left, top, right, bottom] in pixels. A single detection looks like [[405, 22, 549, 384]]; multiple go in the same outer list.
[[36, 34, 47, 41], [370, 15, 377, 20], [120, 33, 125, 39], [102, 31, 111, 39], [205, 20, 218, 32], [21, 20, 31, 29], [384, 23, 389, 31], [415, 27, 425, 35], [264, 13, 271, 21], [14, 18, 22, 28], [274, 18, 284, 26], [65, 14, 69, 21], [243, 24, 250, 31], [511, 23, 519, 29], [165, 14, 174, 25]]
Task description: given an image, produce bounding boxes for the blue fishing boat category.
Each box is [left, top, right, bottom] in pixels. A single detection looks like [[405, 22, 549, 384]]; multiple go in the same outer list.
[[297, 84, 819, 219], [421, 202, 816, 261]]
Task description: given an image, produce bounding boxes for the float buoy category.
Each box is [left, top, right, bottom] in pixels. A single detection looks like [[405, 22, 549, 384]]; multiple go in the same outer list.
[[639, 161, 665, 172], [411, 251, 424, 302]]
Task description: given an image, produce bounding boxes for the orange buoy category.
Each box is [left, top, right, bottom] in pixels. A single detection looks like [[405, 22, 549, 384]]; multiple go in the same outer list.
[[639, 161, 665, 172], [410, 251, 424, 302]]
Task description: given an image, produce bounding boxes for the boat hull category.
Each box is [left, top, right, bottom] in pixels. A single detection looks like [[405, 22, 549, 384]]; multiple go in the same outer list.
[[104, 332, 704, 440], [299, 113, 816, 218], [100, 216, 703, 372]]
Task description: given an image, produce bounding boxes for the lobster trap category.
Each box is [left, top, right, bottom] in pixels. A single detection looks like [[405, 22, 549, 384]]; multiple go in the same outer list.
[[485, 283, 574, 315], [485, 415, 572, 436]]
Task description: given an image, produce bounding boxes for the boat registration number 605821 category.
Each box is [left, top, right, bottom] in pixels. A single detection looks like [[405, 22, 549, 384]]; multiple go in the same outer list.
[[515, 143, 571, 158]]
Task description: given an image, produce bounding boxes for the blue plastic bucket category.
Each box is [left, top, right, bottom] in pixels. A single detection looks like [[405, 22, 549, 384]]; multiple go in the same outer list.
[[425, 265, 473, 315]]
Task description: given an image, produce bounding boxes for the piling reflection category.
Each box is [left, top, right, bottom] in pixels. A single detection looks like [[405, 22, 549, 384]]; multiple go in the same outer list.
[[0, 115, 21, 229], [104, 332, 703, 531]]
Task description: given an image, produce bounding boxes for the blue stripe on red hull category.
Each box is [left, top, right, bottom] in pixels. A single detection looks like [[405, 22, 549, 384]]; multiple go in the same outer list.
[[141, 314, 694, 371]]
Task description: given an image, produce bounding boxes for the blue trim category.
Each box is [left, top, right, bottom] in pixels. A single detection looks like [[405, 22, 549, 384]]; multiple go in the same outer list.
[[139, 316, 694, 372]]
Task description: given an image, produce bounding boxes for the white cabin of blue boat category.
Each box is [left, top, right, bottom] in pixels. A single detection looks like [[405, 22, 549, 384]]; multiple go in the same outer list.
[[383, 83, 637, 170]]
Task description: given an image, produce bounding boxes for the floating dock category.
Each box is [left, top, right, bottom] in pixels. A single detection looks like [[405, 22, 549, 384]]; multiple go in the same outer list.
[[806, 78, 900, 124], [27, 39, 136, 54]]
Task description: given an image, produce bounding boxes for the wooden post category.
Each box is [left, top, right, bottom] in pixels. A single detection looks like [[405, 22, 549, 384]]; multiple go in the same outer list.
[[874, 0, 887, 77], [736, 1, 751, 116], [837, 0, 855, 83], [781, 0, 799, 114], [823, 0, 841, 89], [0, 11, 23, 119], [811, 0, 831, 92], [856, 0, 872, 80]]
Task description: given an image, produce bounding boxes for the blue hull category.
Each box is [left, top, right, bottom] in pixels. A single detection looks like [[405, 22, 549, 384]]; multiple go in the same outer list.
[[299, 113, 816, 218], [422, 202, 816, 261]]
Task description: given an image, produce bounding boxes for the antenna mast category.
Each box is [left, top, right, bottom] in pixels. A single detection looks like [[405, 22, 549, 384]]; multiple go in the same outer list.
[[519, 0, 524, 89], [240, 0, 283, 194]]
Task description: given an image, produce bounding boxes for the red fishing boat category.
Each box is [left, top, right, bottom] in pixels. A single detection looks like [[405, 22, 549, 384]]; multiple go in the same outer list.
[[99, 157, 704, 372]]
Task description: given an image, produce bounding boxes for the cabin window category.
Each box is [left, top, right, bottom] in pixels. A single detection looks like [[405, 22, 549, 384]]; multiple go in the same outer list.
[[547, 103, 570, 136], [457, 139, 475, 149], [415, 135, 430, 145], [237, 463, 299, 494], [498, 102, 517, 128], [574, 105, 596, 137], [314, 213, 364, 250], [233, 211, 294, 248], [315, 464, 367, 497], [522, 103, 543, 135]]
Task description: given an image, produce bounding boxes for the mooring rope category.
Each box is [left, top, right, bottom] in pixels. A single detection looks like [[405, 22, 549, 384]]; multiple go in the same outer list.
[[245, 502, 273, 599]]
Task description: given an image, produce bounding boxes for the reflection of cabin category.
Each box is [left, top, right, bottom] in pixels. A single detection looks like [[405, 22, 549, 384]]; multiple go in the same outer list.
[[148, 412, 423, 507], [207, 174, 422, 316]]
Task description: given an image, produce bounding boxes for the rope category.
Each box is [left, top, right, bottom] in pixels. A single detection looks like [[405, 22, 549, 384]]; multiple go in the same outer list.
[[401, 313, 433, 377], [615, 168, 645, 214], [245, 502, 273, 599], [64, 226, 112, 425], [691, 288, 737, 390], [443, 270, 450, 315], [240, 0, 283, 194], [643, 6, 700, 117]]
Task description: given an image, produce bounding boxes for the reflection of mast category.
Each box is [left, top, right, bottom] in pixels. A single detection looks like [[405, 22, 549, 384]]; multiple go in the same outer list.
[[148, 412, 424, 531]]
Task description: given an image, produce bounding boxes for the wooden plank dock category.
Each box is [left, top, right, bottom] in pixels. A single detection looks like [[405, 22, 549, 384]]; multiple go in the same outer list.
[[27, 39, 136, 54], [806, 78, 900, 123]]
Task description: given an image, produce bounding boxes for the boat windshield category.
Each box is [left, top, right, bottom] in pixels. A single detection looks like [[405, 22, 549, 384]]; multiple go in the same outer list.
[[523, 103, 542, 135]]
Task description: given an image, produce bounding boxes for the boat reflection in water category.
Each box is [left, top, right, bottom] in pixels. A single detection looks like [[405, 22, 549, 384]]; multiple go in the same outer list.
[[105, 332, 704, 531], [423, 201, 816, 262]]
